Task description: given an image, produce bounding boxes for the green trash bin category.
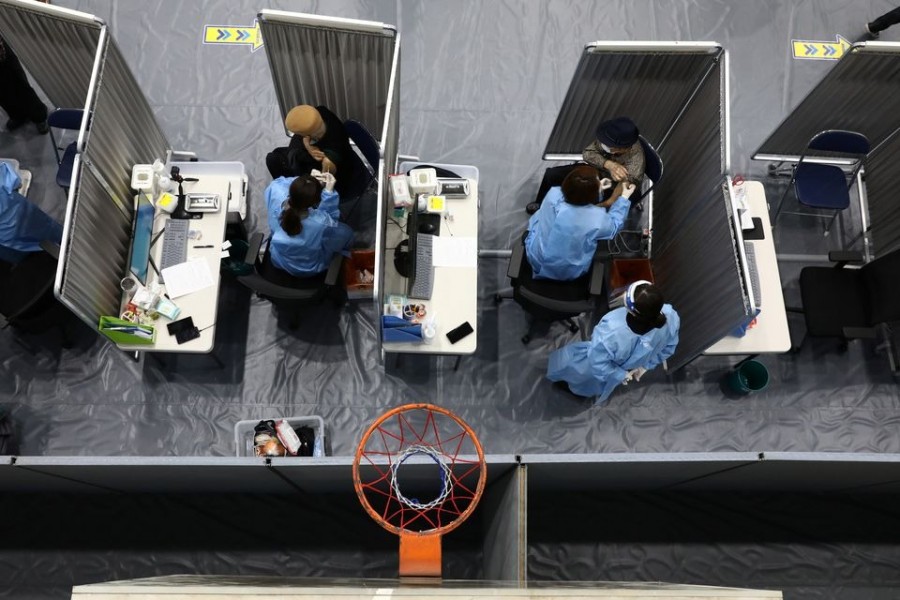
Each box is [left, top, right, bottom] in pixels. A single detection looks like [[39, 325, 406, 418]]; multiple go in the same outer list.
[[725, 360, 769, 394]]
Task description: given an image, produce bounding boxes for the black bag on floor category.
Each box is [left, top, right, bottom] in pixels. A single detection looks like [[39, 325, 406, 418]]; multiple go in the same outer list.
[[0, 408, 19, 455]]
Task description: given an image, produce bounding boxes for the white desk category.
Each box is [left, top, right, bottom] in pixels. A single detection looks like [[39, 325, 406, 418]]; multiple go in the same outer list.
[[117, 161, 246, 354], [382, 175, 478, 356], [705, 180, 791, 355]]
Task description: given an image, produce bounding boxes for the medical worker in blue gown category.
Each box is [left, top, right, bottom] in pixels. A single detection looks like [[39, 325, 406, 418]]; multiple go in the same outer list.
[[264, 170, 353, 278], [525, 164, 635, 281], [0, 162, 62, 264], [547, 281, 680, 403]]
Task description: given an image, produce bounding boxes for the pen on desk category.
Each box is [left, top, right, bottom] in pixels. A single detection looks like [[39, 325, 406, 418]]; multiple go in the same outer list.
[[193, 244, 214, 248]]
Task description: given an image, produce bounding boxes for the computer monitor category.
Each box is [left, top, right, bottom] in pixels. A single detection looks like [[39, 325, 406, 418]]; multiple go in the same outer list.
[[128, 191, 155, 286], [723, 178, 758, 312], [405, 205, 420, 295]]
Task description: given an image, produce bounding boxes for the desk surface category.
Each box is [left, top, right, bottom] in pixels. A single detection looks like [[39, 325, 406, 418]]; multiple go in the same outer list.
[[705, 180, 791, 355], [382, 179, 479, 356], [117, 162, 244, 354]]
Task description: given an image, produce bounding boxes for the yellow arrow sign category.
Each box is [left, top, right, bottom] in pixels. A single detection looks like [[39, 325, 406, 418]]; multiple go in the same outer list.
[[791, 35, 850, 60], [203, 20, 263, 52]]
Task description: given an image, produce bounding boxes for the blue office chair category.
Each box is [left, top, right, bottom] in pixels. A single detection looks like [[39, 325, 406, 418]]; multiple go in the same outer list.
[[344, 119, 380, 175], [634, 135, 663, 207], [47, 108, 85, 193], [773, 130, 870, 235]]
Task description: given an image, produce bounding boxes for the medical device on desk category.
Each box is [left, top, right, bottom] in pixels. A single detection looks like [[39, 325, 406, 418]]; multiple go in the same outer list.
[[436, 178, 469, 199], [169, 166, 202, 221], [408, 168, 437, 195]]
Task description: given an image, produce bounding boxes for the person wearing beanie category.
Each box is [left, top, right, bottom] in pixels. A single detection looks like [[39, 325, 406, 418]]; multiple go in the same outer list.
[[546, 281, 680, 403], [265, 104, 353, 194], [525, 165, 635, 281], [583, 116, 645, 185]]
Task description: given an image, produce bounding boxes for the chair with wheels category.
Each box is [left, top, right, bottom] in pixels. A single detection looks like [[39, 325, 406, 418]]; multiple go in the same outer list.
[[236, 232, 345, 330], [773, 129, 869, 235], [789, 246, 900, 357], [0, 240, 73, 349], [47, 109, 85, 193], [495, 237, 607, 344]]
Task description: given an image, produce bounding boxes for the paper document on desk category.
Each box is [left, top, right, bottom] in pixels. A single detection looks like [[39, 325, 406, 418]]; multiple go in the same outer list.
[[432, 236, 477, 268], [161, 259, 214, 298]]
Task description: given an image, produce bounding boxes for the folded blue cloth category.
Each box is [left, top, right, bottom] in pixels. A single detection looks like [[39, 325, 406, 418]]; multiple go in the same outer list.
[[382, 315, 423, 343]]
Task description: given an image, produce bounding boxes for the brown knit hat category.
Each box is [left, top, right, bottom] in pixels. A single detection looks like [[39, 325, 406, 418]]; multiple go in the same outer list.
[[285, 105, 324, 135]]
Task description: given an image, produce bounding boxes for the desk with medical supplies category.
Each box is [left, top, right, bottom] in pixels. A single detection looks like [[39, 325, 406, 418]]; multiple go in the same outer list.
[[381, 166, 479, 357], [704, 180, 791, 356], [117, 161, 246, 354]]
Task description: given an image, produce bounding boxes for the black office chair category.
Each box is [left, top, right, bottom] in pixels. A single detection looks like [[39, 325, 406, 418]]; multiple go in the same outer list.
[[773, 129, 869, 235], [236, 233, 345, 329], [495, 237, 607, 344], [47, 108, 84, 193], [789, 247, 900, 355], [0, 241, 72, 349]]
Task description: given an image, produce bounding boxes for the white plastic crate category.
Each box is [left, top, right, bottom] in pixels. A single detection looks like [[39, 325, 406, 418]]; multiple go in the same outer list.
[[234, 415, 325, 457]]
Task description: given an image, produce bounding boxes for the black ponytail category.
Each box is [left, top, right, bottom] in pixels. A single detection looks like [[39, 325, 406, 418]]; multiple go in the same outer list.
[[280, 175, 324, 236], [626, 284, 667, 334]]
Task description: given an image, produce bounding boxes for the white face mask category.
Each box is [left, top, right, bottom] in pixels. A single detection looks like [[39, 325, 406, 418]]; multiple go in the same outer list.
[[600, 143, 613, 153]]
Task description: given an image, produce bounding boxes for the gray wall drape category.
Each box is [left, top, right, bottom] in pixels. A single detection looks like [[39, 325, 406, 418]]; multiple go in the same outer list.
[[651, 57, 748, 371], [258, 11, 396, 136], [543, 44, 723, 157], [0, 0, 101, 110], [58, 157, 132, 326], [753, 43, 900, 161], [863, 129, 900, 256], [55, 32, 170, 329], [374, 38, 400, 350]]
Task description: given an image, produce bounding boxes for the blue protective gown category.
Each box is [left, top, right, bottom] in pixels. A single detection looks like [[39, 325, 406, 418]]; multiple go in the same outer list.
[[265, 176, 353, 277], [525, 186, 631, 281], [0, 162, 63, 263], [547, 304, 681, 403]]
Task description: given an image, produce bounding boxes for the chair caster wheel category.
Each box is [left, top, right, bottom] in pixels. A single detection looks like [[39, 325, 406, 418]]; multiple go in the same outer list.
[[521, 334, 531, 345], [494, 293, 503, 305], [568, 324, 579, 333]]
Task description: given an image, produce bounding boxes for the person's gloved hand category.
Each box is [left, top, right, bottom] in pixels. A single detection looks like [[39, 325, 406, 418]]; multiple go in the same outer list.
[[599, 177, 613, 191], [604, 160, 629, 182], [620, 182, 636, 199], [321, 170, 336, 192], [625, 367, 647, 383]]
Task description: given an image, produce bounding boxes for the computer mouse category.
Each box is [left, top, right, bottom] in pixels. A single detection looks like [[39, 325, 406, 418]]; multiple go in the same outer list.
[[419, 223, 437, 234]]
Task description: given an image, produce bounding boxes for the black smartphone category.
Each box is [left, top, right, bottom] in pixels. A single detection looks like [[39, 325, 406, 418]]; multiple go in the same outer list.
[[446, 321, 474, 344], [167, 316, 200, 344]]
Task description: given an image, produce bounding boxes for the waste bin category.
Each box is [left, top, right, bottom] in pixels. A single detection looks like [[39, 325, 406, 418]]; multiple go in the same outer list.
[[724, 360, 770, 394]]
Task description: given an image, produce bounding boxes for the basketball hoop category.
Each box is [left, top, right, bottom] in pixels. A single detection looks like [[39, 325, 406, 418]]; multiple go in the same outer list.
[[353, 403, 486, 578]]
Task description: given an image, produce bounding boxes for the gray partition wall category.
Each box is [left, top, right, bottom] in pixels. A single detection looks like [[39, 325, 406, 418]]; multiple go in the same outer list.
[[651, 55, 748, 371], [753, 42, 900, 162], [55, 31, 171, 329], [861, 129, 900, 256], [543, 42, 724, 159], [0, 0, 102, 110], [258, 10, 397, 136]]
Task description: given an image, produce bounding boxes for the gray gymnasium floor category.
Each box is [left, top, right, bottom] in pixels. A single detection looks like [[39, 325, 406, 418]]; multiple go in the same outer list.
[[3, 2, 900, 600], [2, 0, 899, 457]]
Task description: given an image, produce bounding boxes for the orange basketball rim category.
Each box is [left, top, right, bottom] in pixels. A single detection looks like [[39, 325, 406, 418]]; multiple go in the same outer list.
[[352, 403, 487, 578]]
